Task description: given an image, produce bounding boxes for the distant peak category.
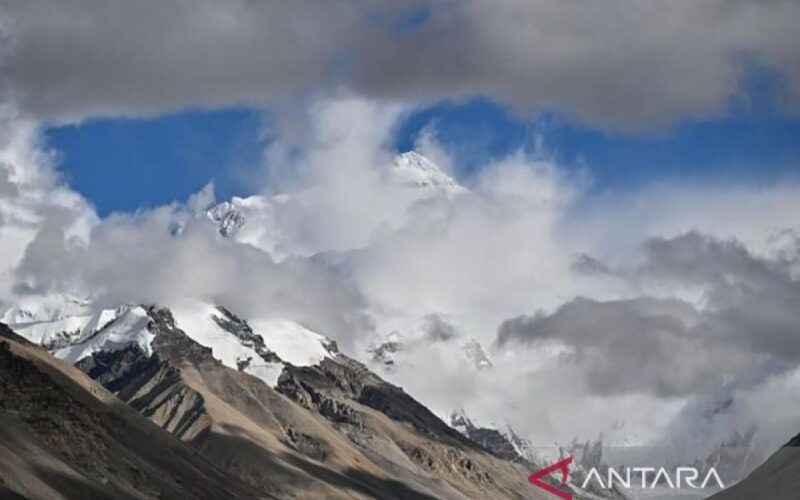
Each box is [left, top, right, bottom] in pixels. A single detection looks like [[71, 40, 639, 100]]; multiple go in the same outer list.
[[391, 151, 464, 193], [394, 150, 435, 166]]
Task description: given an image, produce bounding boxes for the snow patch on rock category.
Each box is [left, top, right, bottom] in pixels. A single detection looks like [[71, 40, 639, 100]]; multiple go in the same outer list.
[[170, 300, 334, 387], [170, 301, 285, 386], [250, 318, 334, 367]]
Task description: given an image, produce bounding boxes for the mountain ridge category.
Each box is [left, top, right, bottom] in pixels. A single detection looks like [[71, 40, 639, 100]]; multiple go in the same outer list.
[[2, 302, 573, 499]]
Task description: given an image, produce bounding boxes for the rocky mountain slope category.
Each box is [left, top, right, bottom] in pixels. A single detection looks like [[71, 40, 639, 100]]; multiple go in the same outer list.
[[1, 302, 583, 499], [74, 307, 540, 499], [0, 323, 268, 500]]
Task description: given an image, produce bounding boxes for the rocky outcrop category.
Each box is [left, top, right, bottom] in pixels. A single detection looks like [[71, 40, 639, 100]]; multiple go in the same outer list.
[[278, 355, 481, 450]]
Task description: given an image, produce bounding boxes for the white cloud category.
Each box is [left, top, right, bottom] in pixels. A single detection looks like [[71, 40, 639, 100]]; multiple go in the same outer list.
[[2, 95, 800, 469]]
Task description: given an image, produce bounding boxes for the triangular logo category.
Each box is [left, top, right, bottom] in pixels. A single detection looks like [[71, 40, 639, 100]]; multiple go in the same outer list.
[[528, 456, 573, 500]]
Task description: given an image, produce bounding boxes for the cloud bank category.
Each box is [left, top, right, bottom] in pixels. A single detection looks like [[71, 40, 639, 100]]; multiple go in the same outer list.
[[1, 0, 799, 127]]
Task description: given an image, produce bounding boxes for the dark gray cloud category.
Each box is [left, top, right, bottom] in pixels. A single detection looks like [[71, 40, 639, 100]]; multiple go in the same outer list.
[[497, 296, 755, 397], [0, 162, 18, 197], [355, 0, 800, 128], [498, 232, 800, 398], [636, 232, 795, 291], [0, 0, 383, 120], [1, 0, 799, 128], [634, 232, 800, 360], [571, 253, 612, 276]]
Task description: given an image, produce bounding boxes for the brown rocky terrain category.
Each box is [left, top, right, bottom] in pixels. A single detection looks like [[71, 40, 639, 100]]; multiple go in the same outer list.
[[73, 308, 550, 499], [0, 323, 268, 500]]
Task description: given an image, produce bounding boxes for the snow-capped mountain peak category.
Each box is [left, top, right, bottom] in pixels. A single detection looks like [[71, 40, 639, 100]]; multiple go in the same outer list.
[[207, 200, 246, 237], [204, 152, 465, 250], [390, 151, 464, 193], [54, 305, 154, 365]]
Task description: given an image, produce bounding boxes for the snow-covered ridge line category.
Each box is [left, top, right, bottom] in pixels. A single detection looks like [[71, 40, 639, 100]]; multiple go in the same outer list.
[[169, 300, 337, 386], [3, 297, 121, 351], [4, 296, 338, 388], [55, 306, 154, 365]]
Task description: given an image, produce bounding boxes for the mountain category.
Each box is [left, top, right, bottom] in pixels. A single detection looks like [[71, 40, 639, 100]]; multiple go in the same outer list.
[[2, 300, 586, 499], [0, 323, 267, 500], [205, 152, 465, 258], [387, 152, 465, 194], [0, 152, 609, 498], [709, 433, 800, 500]]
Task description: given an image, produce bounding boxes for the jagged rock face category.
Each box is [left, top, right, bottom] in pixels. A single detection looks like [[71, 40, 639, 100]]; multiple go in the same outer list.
[[76, 346, 211, 441], [208, 201, 246, 237], [272, 356, 563, 499], [210, 306, 282, 364], [277, 355, 480, 450]]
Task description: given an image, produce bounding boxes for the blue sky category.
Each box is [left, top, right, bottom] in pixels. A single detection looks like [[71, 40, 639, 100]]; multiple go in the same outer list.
[[46, 109, 265, 215], [46, 97, 800, 216]]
